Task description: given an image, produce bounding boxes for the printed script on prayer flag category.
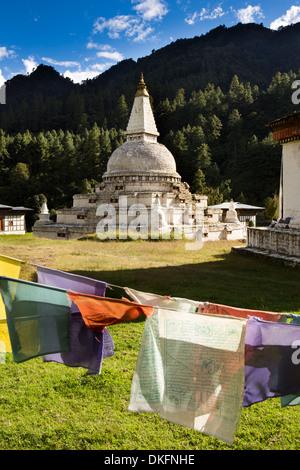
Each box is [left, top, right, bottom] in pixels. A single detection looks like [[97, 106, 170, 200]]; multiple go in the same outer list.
[[129, 309, 247, 445]]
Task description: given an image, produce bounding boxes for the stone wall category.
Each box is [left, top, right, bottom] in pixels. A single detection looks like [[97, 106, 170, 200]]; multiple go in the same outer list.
[[33, 224, 96, 240], [247, 227, 300, 257], [203, 223, 245, 241]]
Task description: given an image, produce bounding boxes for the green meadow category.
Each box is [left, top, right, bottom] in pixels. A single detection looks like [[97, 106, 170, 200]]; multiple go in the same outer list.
[[0, 234, 300, 450]]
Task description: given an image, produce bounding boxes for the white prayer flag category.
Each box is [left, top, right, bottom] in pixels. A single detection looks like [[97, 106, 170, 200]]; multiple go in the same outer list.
[[129, 308, 247, 444]]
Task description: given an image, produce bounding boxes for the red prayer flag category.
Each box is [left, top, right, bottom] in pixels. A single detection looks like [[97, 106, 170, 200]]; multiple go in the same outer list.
[[67, 292, 154, 332], [201, 302, 283, 323]]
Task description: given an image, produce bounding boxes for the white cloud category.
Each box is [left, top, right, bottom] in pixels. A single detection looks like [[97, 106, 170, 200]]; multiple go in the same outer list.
[[126, 21, 154, 41], [63, 62, 115, 83], [22, 55, 38, 74], [93, 15, 154, 42], [86, 42, 124, 62], [63, 68, 100, 83], [132, 0, 169, 21], [270, 5, 300, 30], [185, 6, 225, 25], [90, 63, 114, 72], [87, 41, 111, 50], [96, 51, 124, 61], [0, 69, 6, 87], [0, 46, 15, 61], [234, 5, 264, 24], [92, 0, 166, 42], [42, 57, 80, 68], [94, 15, 134, 38], [40, 43, 122, 84]]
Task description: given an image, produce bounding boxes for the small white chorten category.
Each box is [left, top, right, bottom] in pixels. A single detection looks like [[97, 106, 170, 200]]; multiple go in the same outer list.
[[225, 200, 240, 224]]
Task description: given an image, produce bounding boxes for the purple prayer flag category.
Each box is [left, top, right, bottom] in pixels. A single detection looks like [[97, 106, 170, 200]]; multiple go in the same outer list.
[[36, 265, 114, 374], [43, 316, 114, 374], [243, 317, 300, 406], [36, 265, 107, 312]]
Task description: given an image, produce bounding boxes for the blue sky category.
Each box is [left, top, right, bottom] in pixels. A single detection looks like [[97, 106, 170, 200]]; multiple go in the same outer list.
[[0, 1, 300, 84]]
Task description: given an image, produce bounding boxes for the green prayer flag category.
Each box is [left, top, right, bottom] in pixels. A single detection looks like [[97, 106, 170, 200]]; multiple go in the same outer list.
[[0, 276, 71, 363]]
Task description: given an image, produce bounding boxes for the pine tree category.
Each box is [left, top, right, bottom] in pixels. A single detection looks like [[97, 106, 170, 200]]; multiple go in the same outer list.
[[80, 123, 101, 179], [227, 108, 243, 169], [9, 162, 30, 185], [265, 194, 279, 221], [195, 143, 212, 171], [204, 83, 223, 114], [207, 115, 222, 142], [0, 129, 9, 164], [192, 168, 207, 194], [189, 90, 206, 119], [173, 88, 185, 108], [155, 98, 173, 135], [115, 94, 129, 129], [28, 132, 49, 176]]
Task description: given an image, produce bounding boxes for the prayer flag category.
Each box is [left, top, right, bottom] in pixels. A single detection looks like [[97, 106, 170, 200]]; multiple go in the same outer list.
[[125, 287, 199, 312], [281, 394, 300, 408], [67, 292, 154, 332], [0, 319, 11, 354], [129, 308, 247, 445], [0, 254, 23, 353], [43, 317, 114, 374], [36, 265, 107, 310], [281, 314, 300, 407], [0, 276, 71, 363], [0, 254, 23, 280], [36, 265, 113, 374], [202, 302, 284, 323], [243, 317, 300, 406]]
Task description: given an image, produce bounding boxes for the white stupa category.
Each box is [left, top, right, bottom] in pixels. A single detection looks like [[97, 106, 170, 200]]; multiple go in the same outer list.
[[33, 75, 244, 242]]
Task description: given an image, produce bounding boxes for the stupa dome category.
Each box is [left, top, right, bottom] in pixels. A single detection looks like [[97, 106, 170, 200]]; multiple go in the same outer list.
[[103, 74, 180, 180], [104, 140, 180, 178]]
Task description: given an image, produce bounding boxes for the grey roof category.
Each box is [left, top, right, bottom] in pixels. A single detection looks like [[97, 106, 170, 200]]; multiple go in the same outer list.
[[208, 202, 265, 210], [0, 204, 32, 211], [12, 207, 33, 211]]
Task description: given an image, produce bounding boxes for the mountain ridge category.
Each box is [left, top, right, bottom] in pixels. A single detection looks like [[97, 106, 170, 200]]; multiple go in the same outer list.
[[1, 22, 299, 215], [3, 21, 300, 116]]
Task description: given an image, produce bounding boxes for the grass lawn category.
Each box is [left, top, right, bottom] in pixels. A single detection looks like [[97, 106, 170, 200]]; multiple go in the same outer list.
[[0, 233, 300, 450]]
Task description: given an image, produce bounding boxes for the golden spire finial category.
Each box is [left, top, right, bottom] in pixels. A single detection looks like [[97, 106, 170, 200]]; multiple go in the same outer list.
[[140, 72, 145, 83], [136, 73, 149, 96]]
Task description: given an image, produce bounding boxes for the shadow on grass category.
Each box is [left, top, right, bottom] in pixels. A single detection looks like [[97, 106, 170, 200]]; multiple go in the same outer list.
[[71, 251, 300, 314]]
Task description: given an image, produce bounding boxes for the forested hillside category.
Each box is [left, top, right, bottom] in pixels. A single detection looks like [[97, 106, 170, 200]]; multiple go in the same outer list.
[[0, 22, 299, 227]]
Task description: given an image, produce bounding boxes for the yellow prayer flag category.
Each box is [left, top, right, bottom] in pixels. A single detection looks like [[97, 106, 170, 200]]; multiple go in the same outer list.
[[0, 254, 23, 279], [0, 255, 23, 352], [0, 319, 11, 353]]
